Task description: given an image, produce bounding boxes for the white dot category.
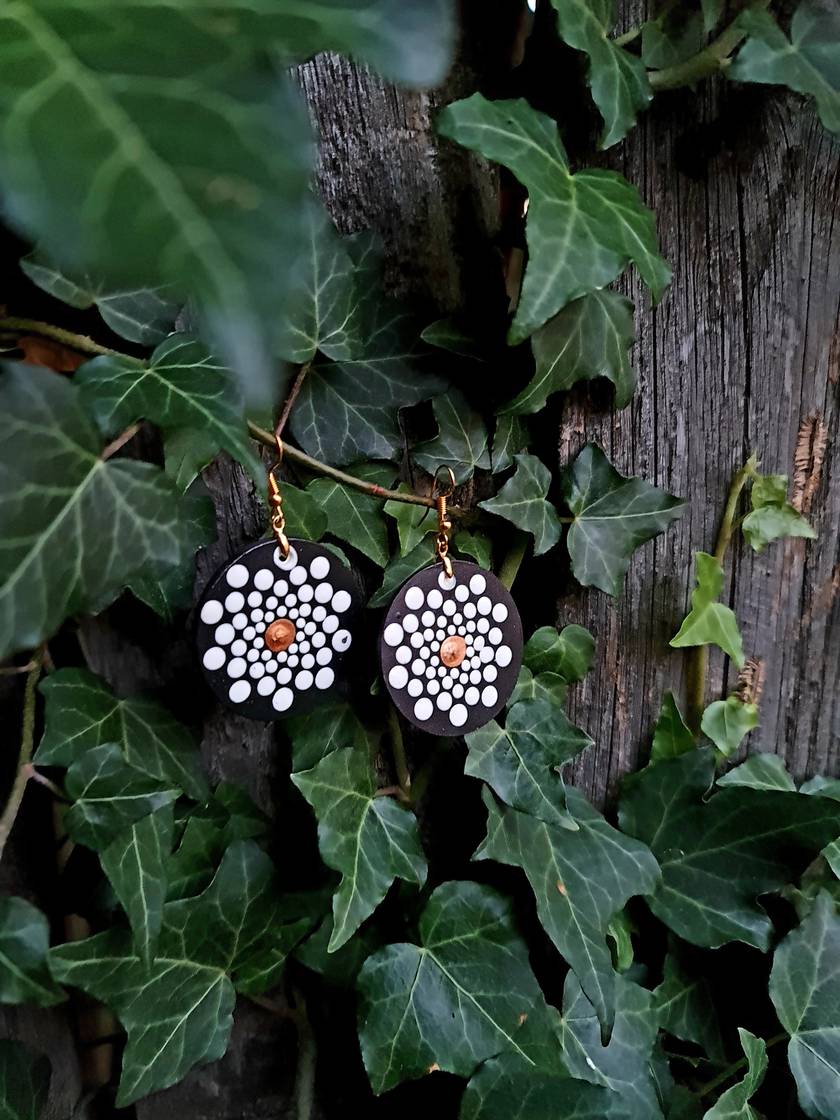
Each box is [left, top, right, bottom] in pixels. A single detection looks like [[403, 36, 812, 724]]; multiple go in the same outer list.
[[313, 632, 327, 648], [274, 580, 288, 598], [332, 590, 351, 613], [453, 613, 463, 626], [286, 594, 298, 607], [249, 663, 265, 680], [482, 685, 499, 707], [264, 612, 275, 624], [304, 622, 316, 636], [288, 609, 299, 620], [438, 572, 456, 591], [243, 625, 256, 640], [443, 600, 457, 617], [384, 623, 404, 647], [315, 667, 335, 690], [464, 603, 477, 619], [273, 687, 294, 711], [288, 655, 299, 668], [410, 633, 424, 649], [266, 596, 278, 609], [470, 671, 482, 685], [299, 604, 312, 618], [274, 546, 298, 570], [296, 670, 313, 690], [291, 567, 307, 586], [232, 613, 248, 630], [263, 652, 273, 663], [425, 666, 436, 680], [488, 627, 503, 645], [246, 650, 259, 663], [414, 697, 433, 721], [436, 629, 445, 641], [420, 646, 431, 661], [480, 648, 494, 665], [403, 614, 419, 633], [277, 651, 287, 664], [200, 599, 223, 624], [453, 684, 464, 699], [423, 628, 435, 642], [408, 679, 423, 698], [202, 647, 225, 671], [215, 623, 235, 646], [455, 584, 469, 602], [441, 671, 451, 685], [437, 691, 452, 711], [223, 592, 244, 613], [323, 616, 339, 635], [227, 658, 246, 678], [469, 573, 487, 595], [405, 586, 424, 610], [428, 680, 440, 696], [298, 640, 310, 653], [496, 645, 513, 668], [251, 609, 264, 623], [411, 659, 425, 676], [332, 629, 352, 652], [278, 668, 292, 684], [478, 618, 490, 634], [226, 564, 249, 588], [310, 555, 331, 580], [449, 704, 468, 727], [252, 568, 272, 591], [301, 654, 315, 669], [465, 687, 480, 705], [313, 606, 327, 622], [298, 584, 314, 603], [396, 646, 412, 665], [421, 610, 436, 627], [315, 582, 333, 604], [473, 635, 486, 651], [229, 680, 251, 703], [478, 596, 492, 615], [492, 602, 509, 623], [427, 589, 443, 609], [316, 648, 332, 666], [389, 666, 409, 689], [257, 677, 275, 696]]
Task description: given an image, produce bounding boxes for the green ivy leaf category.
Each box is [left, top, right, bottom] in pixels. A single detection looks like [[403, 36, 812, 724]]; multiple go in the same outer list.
[[437, 95, 669, 343], [642, 7, 705, 70], [669, 553, 745, 667], [292, 746, 427, 952], [278, 481, 329, 542], [368, 542, 431, 608], [730, 2, 840, 136], [653, 948, 725, 1063], [560, 971, 664, 1119], [480, 453, 562, 556], [384, 487, 435, 556], [0, 898, 65, 1007], [465, 698, 592, 828], [702, 1029, 767, 1120], [20, 249, 178, 345], [0, 366, 210, 660], [356, 881, 560, 1093], [741, 472, 816, 552], [491, 413, 529, 474], [293, 908, 379, 988], [413, 389, 491, 483], [509, 666, 568, 708], [64, 743, 180, 851], [420, 317, 485, 359], [456, 531, 493, 569], [650, 692, 695, 765], [504, 291, 636, 415], [717, 753, 797, 792], [36, 668, 207, 801], [619, 748, 840, 949], [523, 624, 595, 683], [50, 841, 312, 1105], [0, 1041, 50, 1120], [309, 464, 395, 568], [286, 701, 370, 773], [477, 787, 660, 1033], [100, 804, 175, 965], [769, 892, 840, 1120], [700, 697, 759, 757], [549, 0, 652, 147], [461, 1052, 610, 1119], [564, 444, 685, 595]]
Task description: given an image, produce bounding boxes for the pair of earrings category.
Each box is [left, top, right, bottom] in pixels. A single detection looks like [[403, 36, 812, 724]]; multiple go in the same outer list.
[[195, 436, 522, 735]]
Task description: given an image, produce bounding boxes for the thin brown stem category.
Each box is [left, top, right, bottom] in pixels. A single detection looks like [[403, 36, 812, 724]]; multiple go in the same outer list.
[[276, 362, 311, 438], [24, 766, 69, 802], [387, 703, 411, 797], [100, 423, 141, 461], [0, 648, 45, 859], [374, 784, 411, 803], [0, 317, 142, 363]]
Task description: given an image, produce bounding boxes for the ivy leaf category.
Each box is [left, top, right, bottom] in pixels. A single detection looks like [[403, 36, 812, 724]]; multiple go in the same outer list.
[[619, 748, 840, 949], [20, 249, 178, 345], [292, 747, 427, 952], [50, 841, 312, 1105], [477, 787, 660, 1034], [76, 335, 262, 487], [701, 697, 759, 757], [0, 897, 65, 1007], [564, 444, 685, 595], [461, 1052, 610, 1120], [523, 624, 595, 683], [437, 95, 670, 343], [560, 971, 664, 1119], [510, 666, 568, 708], [36, 667, 207, 801], [368, 541, 431, 608], [491, 413, 529, 474], [769, 892, 840, 1120], [0, 1041, 50, 1120], [384, 487, 435, 556], [650, 692, 695, 765], [717, 753, 797, 792], [64, 743, 180, 851], [100, 804, 175, 965], [465, 698, 593, 829], [275, 200, 360, 363], [504, 291, 636, 415], [702, 1029, 767, 1120], [277, 480, 328, 542], [421, 317, 485, 359], [730, 2, 840, 136], [670, 553, 745, 667], [413, 389, 491, 483], [653, 948, 725, 1062], [642, 7, 705, 70], [308, 464, 395, 568], [741, 472, 816, 552], [549, 0, 652, 147], [0, 366, 211, 660], [456, 531, 493, 569], [480, 453, 562, 556], [356, 881, 560, 1093], [286, 701, 369, 773]]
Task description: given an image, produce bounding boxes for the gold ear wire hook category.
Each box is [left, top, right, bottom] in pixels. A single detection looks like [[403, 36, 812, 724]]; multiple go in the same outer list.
[[268, 432, 290, 560], [433, 466, 456, 578]]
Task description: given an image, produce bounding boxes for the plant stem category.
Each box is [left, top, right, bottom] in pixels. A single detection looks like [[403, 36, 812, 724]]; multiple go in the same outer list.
[[685, 456, 756, 732], [648, 5, 768, 91], [498, 531, 529, 591], [100, 423, 141, 461], [276, 362, 310, 438], [387, 703, 411, 797], [696, 1032, 787, 1099], [0, 316, 142, 362], [292, 989, 317, 1120], [0, 648, 44, 860], [613, 26, 641, 47]]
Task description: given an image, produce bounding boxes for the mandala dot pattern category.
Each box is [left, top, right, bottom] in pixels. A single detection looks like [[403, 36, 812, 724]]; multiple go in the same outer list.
[[196, 539, 361, 720], [380, 560, 523, 735]]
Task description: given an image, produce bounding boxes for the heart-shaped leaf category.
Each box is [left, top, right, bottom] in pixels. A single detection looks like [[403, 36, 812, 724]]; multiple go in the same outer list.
[[741, 471, 816, 552], [670, 553, 745, 667], [308, 464, 396, 568], [413, 389, 491, 483], [480, 453, 563, 556], [286, 701, 370, 773], [0, 898, 65, 1008], [700, 696, 758, 757], [437, 95, 669, 343], [523, 624, 595, 683]]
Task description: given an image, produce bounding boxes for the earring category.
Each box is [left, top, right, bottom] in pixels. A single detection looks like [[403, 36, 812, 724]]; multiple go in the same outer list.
[[196, 433, 361, 719], [380, 466, 523, 735]]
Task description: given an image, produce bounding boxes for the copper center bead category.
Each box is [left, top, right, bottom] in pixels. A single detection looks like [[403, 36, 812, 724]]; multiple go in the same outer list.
[[264, 618, 296, 653], [439, 634, 466, 668]]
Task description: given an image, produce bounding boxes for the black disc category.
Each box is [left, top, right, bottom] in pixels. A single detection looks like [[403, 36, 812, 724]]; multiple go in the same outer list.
[[379, 559, 523, 735], [196, 539, 361, 720]]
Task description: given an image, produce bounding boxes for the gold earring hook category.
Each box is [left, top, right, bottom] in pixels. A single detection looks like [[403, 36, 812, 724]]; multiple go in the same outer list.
[[268, 430, 290, 559], [433, 466, 456, 578]]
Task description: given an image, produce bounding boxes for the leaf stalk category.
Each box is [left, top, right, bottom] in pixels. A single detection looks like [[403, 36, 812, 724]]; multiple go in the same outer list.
[[0, 648, 45, 859]]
